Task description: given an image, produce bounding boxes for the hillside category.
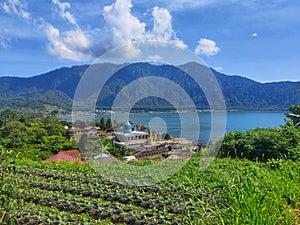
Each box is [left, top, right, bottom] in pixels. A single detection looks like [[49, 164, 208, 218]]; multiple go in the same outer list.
[[0, 62, 299, 111], [1, 154, 299, 224]]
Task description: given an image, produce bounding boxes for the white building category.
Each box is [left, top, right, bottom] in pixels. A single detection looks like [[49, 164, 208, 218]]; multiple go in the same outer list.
[[114, 121, 149, 143]]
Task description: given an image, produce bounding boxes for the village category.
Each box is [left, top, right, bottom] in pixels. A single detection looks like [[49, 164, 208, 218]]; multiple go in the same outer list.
[[45, 119, 196, 164]]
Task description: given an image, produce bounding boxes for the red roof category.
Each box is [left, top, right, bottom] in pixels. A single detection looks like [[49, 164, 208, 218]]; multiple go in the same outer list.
[[45, 150, 86, 164]]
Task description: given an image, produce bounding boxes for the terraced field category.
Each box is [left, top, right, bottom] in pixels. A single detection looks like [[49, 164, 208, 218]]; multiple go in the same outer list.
[[1, 155, 299, 224], [1, 159, 219, 224]]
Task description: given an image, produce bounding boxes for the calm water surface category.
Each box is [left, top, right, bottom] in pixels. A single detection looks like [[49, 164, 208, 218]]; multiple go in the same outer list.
[[66, 111, 286, 144]]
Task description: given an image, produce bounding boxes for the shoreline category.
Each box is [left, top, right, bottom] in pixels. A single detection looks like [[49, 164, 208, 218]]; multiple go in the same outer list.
[[65, 109, 287, 117]]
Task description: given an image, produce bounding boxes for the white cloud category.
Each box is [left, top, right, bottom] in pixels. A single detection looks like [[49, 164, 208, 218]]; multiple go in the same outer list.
[[103, 0, 146, 45], [32, 0, 93, 61], [1, 0, 31, 19], [103, 0, 148, 58], [194, 38, 220, 56], [1, 0, 188, 61], [52, 0, 77, 25], [103, 0, 187, 58], [36, 19, 92, 61], [146, 54, 161, 61], [251, 32, 258, 37], [213, 66, 223, 72], [151, 7, 173, 41]]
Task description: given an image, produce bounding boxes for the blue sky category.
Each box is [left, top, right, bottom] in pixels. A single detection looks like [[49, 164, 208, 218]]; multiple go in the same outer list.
[[0, 0, 299, 82]]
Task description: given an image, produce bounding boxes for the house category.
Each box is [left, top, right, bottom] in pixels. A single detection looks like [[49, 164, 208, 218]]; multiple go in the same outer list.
[[45, 150, 86, 164], [114, 121, 149, 144], [68, 127, 84, 135], [85, 127, 100, 139], [124, 155, 137, 162]]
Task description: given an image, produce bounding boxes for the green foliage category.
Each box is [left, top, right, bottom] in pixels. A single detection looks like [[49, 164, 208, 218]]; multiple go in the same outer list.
[[2, 63, 299, 111], [99, 136, 130, 158], [164, 133, 171, 140], [1, 154, 299, 224], [219, 124, 300, 161], [105, 118, 113, 132], [100, 117, 106, 131], [287, 103, 300, 127], [0, 109, 76, 161], [289, 103, 300, 115], [73, 120, 87, 128]]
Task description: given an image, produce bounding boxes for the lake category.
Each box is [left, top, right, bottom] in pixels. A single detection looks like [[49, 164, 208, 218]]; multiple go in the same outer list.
[[66, 111, 287, 144]]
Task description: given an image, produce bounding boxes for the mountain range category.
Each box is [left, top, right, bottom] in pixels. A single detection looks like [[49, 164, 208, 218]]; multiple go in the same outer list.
[[0, 62, 299, 112]]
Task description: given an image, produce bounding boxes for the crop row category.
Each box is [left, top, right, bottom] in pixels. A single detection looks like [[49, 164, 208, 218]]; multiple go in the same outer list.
[[29, 180, 184, 215], [4, 200, 111, 225], [15, 187, 179, 225], [13, 165, 174, 194], [9, 167, 188, 212], [1, 163, 222, 224], [13, 165, 218, 205], [3, 164, 221, 217]]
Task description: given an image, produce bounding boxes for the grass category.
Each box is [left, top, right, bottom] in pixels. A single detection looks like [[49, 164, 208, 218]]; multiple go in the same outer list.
[[173, 156, 300, 224], [1, 153, 300, 224]]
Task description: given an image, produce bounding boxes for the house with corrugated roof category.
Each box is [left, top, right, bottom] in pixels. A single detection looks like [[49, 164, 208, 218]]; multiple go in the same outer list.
[[45, 150, 86, 164]]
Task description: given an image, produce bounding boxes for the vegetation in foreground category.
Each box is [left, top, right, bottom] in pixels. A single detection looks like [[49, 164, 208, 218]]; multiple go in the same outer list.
[[0, 99, 300, 224], [1, 152, 299, 225]]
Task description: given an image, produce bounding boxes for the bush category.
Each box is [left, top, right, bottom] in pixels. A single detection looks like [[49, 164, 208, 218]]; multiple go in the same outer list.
[[219, 124, 300, 161]]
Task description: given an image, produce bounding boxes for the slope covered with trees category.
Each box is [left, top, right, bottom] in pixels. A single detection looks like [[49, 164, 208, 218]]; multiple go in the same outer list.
[[0, 109, 76, 160], [0, 63, 299, 111]]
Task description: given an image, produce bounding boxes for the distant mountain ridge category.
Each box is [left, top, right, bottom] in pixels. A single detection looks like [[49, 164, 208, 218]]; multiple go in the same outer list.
[[0, 62, 299, 111]]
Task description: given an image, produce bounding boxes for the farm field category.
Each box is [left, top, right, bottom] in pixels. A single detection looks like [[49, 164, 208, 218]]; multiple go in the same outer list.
[[1, 153, 299, 225]]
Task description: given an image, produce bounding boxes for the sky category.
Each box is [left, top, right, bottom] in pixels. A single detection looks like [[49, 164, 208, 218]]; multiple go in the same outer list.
[[0, 0, 299, 82]]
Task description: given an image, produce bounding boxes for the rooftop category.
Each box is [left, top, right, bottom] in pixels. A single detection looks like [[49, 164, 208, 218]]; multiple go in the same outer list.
[[114, 130, 148, 136]]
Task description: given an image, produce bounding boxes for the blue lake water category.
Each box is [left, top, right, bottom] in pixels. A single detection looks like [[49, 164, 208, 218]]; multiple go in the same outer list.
[[65, 111, 287, 144]]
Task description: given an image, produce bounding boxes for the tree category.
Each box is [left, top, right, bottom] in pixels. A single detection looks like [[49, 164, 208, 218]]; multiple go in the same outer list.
[[106, 118, 113, 132], [287, 104, 300, 127], [73, 120, 87, 128], [0, 109, 77, 160], [0, 109, 17, 127], [100, 117, 106, 131], [286, 87, 300, 127], [219, 126, 300, 161], [164, 133, 171, 140]]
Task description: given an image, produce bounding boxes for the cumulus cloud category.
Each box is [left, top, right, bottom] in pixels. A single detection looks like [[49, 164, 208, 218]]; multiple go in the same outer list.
[[1, 0, 95, 60], [36, 19, 92, 61], [29, 0, 94, 61], [151, 7, 173, 41], [52, 0, 76, 25], [103, 0, 146, 45], [103, 0, 187, 58], [195, 38, 220, 56], [2, 0, 188, 60], [1, 0, 31, 19]]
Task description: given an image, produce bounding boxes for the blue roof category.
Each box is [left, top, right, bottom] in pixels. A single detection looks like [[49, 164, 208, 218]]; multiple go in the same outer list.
[[123, 121, 132, 132], [114, 131, 148, 136], [93, 153, 110, 159]]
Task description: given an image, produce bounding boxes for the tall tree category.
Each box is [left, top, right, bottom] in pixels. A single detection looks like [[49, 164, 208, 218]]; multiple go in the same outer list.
[[100, 117, 106, 131], [105, 118, 113, 132]]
